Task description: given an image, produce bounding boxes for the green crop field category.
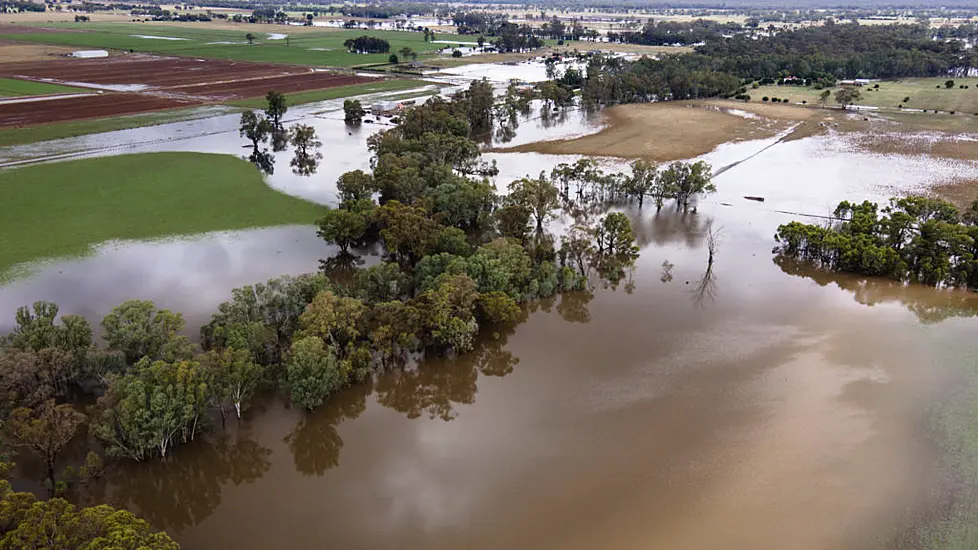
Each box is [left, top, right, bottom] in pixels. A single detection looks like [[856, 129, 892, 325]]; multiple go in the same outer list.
[[0, 23, 467, 67], [0, 152, 323, 280], [752, 77, 978, 114], [0, 77, 86, 97], [227, 78, 434, 108]]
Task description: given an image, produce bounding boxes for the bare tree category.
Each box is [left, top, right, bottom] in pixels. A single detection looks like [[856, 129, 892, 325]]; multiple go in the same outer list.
[[706, 222, 721, 266], [691, 222, 721, 307], [691, 264, 718, 308]]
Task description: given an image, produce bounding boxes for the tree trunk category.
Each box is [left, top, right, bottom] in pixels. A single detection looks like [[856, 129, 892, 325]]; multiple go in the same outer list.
[[46, 458, 56, 493], [235, 401, 242, 419]]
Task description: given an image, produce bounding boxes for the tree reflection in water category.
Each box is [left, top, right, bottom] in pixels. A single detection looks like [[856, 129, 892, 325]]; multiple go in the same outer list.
[[690, 263, 718, 308], [774, 255, 978, 324], [94, 425, 272, 533], [691, 222, 721, 307], [284, 380, 370, 477], [374, 327, 523, 421], [79, 273, 593, 528], [555, 290, 594, 324], [626, 206, 712, 249]]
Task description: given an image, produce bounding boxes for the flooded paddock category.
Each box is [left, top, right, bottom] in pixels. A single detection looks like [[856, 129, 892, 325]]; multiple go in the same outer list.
[[2, 100, 978, 550]]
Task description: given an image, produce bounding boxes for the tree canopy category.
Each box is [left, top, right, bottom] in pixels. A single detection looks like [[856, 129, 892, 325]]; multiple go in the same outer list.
[[775, 195, 978, 289]]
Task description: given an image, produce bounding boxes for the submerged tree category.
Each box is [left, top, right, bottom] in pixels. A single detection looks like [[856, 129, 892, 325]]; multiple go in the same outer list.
[[239, 110, 275, 174], [624, 159, 663, 209], [659, 161, 715, 211], [265, 90, 288, 132], [317, 207, 368, 254], [336, 170, 374, 207], [343, 99, 366, 125], [239, 112, 269, 152], [774, 195, 978, 289], [201, 348, 263, 423], [92, 357, 209, 460], [100, 300, 194, 365], [200, 273, 330, 367], [508, 173, 560, 230], [285, 336, 346, 410], [265, 90, 289, 151], [288, 124, 323, 176], [593, 212, 640, 283], [5, 401, 85, 489], [0, 489, 179, 549]]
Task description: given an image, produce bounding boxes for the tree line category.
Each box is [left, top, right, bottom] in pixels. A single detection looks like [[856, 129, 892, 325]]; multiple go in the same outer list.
[[579, 22, 974, 107], [699, 22, 966, 81], [774, 196, 978, 289], [607, 19, 744, 46]]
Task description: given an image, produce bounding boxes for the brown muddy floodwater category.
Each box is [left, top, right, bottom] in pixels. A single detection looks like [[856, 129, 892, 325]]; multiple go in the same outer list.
[[6, 115, 978, 549], [71, 207, 978, 550]]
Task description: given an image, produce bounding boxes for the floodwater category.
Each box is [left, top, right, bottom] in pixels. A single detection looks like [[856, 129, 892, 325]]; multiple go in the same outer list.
[[435, 59, 587, 84], [4, 105, 978, 549], [63, 199, 978, 550], [0, 103, 605, 330]]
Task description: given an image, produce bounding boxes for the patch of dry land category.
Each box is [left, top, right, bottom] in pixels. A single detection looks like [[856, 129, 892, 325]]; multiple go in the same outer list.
[[0, 40, 78, 61], [1, 11, 133, 23], [496, 100, 825, 161]]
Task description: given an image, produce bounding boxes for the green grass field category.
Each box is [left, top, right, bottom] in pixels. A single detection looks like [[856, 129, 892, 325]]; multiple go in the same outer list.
[[227, 78, 432, 108], [0, 152, 323, 279], [752, 77, 978, 113], [0, 23, 466, 67], [0, 77, 85, 97]]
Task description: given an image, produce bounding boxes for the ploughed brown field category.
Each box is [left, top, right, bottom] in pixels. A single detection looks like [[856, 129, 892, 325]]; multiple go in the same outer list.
[[0, 54, 371, 126]]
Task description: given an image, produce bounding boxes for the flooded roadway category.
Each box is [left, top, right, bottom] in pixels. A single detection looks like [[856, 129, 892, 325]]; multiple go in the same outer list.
[[3, 102, 978, 549]]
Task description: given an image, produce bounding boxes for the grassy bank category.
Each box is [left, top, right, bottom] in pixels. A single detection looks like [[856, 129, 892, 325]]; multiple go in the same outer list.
[[0, 23, 466, 67], [0, 152, 323, 280], [752, 78, 978, 114], [0, 107, 234, 148], [0, 77, 85, 97], [227, 78, 432, 108]]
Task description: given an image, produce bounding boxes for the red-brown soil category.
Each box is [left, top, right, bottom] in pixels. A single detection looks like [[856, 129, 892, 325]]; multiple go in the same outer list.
[[0, 54, 373, 126], [173, 72, 364, 100], [0, 55, 305, 87]]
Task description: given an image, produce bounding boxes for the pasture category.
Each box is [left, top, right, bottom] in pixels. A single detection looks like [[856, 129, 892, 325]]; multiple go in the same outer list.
[[0, 23, 468, 67]]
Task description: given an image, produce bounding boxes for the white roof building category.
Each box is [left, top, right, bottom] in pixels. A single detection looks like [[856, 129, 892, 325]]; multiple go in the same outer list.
[[70, 50, 109, 58]]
